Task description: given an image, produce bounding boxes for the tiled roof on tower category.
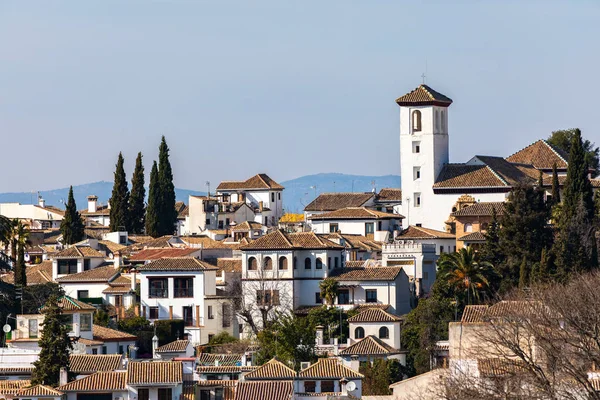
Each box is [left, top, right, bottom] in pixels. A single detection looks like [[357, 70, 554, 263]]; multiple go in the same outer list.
[[396, 84, 453, 107]]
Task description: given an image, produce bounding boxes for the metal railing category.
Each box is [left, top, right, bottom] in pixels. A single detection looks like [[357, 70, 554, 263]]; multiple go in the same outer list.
[[174, 288, 194, 298], [149, 288, 169, 298]]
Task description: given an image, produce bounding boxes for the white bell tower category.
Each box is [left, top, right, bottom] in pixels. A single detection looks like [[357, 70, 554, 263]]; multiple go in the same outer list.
[[397, 84, 452, 229]]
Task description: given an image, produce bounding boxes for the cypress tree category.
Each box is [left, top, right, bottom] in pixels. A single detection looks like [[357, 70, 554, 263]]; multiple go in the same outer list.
[[129, 152, 146, 234], [15, 241, 26, 287], [109, 152, 130, 232], [562, 129, 594, 224], [518, 257, 528, 289], [158, 136, 177, 236], [481, 207, 503, 267], [537, 247, 549, 283], [145, 161, 160, 238], [32, 295, 73, 386], [60, 186, 84, 245], [551, 163, 560, 205]]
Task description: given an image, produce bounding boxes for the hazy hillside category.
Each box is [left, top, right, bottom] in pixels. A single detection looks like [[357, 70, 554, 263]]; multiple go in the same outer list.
[[0, 173, 400, 214]]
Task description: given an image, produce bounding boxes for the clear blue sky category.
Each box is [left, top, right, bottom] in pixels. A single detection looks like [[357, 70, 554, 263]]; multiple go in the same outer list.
[[1, 1, 599, 192]]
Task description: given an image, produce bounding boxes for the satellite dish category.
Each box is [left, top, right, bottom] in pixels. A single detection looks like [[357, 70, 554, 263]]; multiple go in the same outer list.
[[346, 381, 356, 392], [2, 324, 11, 333]]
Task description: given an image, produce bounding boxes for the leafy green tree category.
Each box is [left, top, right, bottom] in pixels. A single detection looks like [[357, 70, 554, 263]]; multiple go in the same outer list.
[[94, 308, 110, 327], [129, 152, 146, 234], [319, 278, 339, 307], [361, 359, 393, 395], [60, 186, 85, 245], [32, 295, 73, 386], [547, 128, 599, 175], [256, 313, 315, 369], [207, 331, 238, 352], [23, 283, 64, 314], [145, 161, 161, 237], [481, 208, 503, 267], [158, 136, 177, 236], [307, 306, 357, 344], [437, 247, 496, 305], [117, 315, 150, 333], [561, 129, 594, 224], [109, 152, 130, 232]]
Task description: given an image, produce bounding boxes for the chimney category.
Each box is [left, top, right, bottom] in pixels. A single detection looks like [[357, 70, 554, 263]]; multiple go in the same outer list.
[[130, 267, 136, 292], [38, 198, 46, 208], [259, 201, 263, 212], [87, 195, 98, 213], [114, 252, 121, 270], [152, 335, 159, 359], [59, 367, 68, 386]]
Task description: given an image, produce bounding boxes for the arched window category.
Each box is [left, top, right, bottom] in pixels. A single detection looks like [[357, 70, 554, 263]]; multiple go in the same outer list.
[[316, 258, 323, 269], [278, 256, 288, 270], [248, 257, 257, 270], [412, 110, 422, 132], [355, 327, 365, 339], [465, 223, 473, 233], [305, 257, 312, 269], [379, 327, 389, 339], [263, 256, 272, 270]]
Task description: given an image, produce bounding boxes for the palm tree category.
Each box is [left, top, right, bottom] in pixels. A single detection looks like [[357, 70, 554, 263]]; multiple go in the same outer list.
[[437, 246, 496, 305], [319, 278, 339, 307]]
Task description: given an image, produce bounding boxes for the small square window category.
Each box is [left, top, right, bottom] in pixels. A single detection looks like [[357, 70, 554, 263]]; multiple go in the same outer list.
[[149, 307, 159, 320], [315, 292, 322, 304], [366, 289, 377, 303]]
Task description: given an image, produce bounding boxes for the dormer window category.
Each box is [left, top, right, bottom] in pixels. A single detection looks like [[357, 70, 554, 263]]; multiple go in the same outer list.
[[412, 110, 422, 132]]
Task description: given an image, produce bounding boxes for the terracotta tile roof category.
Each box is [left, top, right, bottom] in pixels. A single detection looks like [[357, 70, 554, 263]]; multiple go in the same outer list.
[[348, 308, 403, 323], [308, 207, 403, 220], [477, 358, 526, 378], [92, 325, 137, 342], [475, 156, 537, 186], [0, 261, 54, 285], [175, 201, 189, 218], [129, 248, 200, 262], [0, 380, 31, 395], [70, 354, 123, 374], [460, 305, 489, 323], [137, 257, 217, 271], [198, 365, 257, 374], [215, 258, 242, 273], [506, 139, 568, 170], [217, 174, 284, 191], [354, 303, 391, 312], [231, 221, 264, 231], [434, 164, 505, 188], [35, 205, 65, 216], [452, 202, 505, 217], [243, 358, 296, 380], [43, 229, 62, 244], [197, 353, 243, 366], [97, 240, 127, 255], [57, 296, 96, 311], [395, 84, 453, 106], [304, 193, 374, 212], [57, 371, 127, 392], [241, 230, 343, 250], [77, 337, 105, 346], [461, 301, 545, 323], [340, 335, 400, 355], [376, 188, 403, 202], [397, 226, 455, 239], [299, 358, 363, 379], [458, 231, 487, 241], [127, 235, 155, 245], [80, 204, 110, 216], [180, 235, 228, 249], [323, 233, 381, 252], [56, 265, 119, 283], [156, 339, 190, 353], [329, 267, 403, 282], [234, 381, 293, 400], [279, 213, 304, 223], [0, 366, 34, 374], [198, 379, 238, 387], [127, 361, 183, 385], [343, 260, 367, 268], [17, 384, 63, 397], [54, 246, 105, 259], [102, 285, 133, 294]]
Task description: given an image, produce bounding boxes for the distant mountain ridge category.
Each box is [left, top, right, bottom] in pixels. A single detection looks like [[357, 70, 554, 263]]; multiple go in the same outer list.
[[0, 173, 400, 214]]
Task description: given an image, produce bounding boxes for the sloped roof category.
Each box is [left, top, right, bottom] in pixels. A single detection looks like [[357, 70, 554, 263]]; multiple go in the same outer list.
[[243, 358, 296, 380], [506, 139, 568, 170], [308, 207, 403, 220], [474, 156, 537, 186], [57, 371, 127, 392], [156, 339, 190, 353], [347, 308, 403, 323], [279, 213, 304, 223], [70, 354, 123, 374], [197, 353, 243, 366], [56, 265, 119, 283], [340, 335, 400, 356], [452, 202, 505, 217], [477, 358, 526, 378], [231, 221, 264, 231], [377, 188, 403, 202], [434, 164, 506, 188], [397, 226, 455, 239], [304, 193, 374, 212], [395, 84, 453, 107], [461, 301, 546, 323], [0, 380, 31, 395], [234, 381, 293, 400], [241, 230, 343, 250], [129, 248, 200, 262], [92, 325, 137, 342], [323, 233, 381, 252], [329, 267, 403, 282], [0, 260, 53, 285], [180, 235, 229, 249], [127, 361, 183, 385], [214, 258, 242, 274], [458, 231, 487, 242], [137, 257, 217, 272], [57, 296, 96, 311], [17, 384, 63, 397], [175, 201, 189, 218], [217, 174, 284, 191], [299, 358, 363, 379], [54, 245, 106, 258]]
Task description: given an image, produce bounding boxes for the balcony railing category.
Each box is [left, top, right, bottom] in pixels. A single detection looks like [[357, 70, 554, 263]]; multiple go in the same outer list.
[[174, 288, 194, 298], [149, 288, 169, 298]]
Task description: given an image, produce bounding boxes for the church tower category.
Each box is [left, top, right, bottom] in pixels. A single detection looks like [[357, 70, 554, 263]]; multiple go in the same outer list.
[[397, 84, 452, 229]]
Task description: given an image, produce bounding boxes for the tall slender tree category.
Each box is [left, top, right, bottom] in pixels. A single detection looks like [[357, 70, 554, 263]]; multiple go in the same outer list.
[[551, 163, 560, 205], [32, 295, 72, 386], [14, 221, 29, 287], [109, 152, 130, 232], [561, 129, 594, 223], [158, 136, 177, 236], [129, 152, 146, 234], [145, 161, 160, 238], [60, 187, 84, 245]]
